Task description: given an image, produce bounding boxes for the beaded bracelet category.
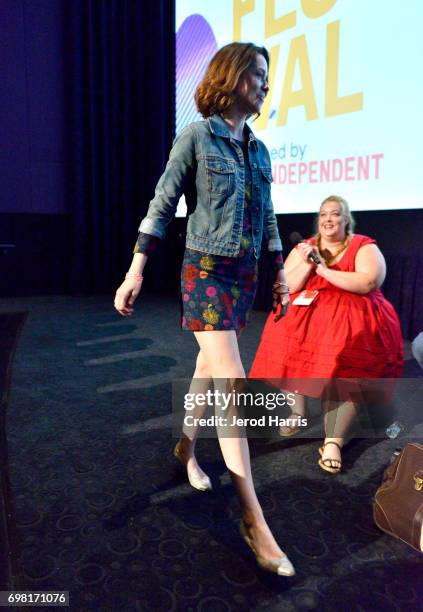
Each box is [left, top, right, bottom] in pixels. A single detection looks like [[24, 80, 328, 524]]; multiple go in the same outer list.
[[125, 273, 143, 282], [273, 282, 289, 290]]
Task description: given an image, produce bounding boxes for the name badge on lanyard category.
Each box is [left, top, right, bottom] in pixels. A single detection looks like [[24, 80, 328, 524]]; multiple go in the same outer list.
[[292, 290, 319, 306]]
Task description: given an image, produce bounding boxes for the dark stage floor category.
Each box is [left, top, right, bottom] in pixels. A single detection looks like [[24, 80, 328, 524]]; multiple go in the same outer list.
[[1, 294, 422, 611]]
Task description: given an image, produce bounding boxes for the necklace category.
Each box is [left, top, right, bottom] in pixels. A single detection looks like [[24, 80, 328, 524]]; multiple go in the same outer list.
[[317, 235, 351, 266]]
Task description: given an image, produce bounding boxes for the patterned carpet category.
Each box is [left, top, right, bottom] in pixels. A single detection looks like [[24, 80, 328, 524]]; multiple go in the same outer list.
[[1, 294, 422, 611]]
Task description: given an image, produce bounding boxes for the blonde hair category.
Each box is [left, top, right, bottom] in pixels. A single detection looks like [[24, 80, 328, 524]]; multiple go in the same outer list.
[[195, 42, 269, 118], [314, 195, 356, 236]]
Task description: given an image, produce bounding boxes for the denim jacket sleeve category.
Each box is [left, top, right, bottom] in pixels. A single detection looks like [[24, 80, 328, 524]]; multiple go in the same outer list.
[[264, 196, 282, 252], [138, 125, 196, 239], [260, 148, 282, 253]]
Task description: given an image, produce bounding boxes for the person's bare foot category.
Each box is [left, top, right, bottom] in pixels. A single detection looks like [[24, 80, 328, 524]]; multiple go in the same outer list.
[[319, 439, 343, 473], [174, 440, 212, 491]]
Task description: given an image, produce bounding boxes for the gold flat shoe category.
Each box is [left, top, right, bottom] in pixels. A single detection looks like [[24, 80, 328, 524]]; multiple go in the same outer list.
[[240, 520, 295, 577], [279, 412, 307, 438], [173, 443, 212, 492]]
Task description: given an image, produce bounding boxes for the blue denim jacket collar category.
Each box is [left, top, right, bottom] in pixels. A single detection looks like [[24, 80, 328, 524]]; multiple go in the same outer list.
[[207, 114, 259, 152]]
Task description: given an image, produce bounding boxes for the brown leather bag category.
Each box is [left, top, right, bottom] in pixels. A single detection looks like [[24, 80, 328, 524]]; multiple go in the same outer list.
[[373, 443, 423, 553]]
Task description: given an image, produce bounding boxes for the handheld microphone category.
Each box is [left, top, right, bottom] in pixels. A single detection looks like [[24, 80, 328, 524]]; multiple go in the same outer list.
[[289, 232, 321, 265]]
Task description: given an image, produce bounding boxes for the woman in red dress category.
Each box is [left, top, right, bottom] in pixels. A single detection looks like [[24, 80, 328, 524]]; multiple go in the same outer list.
[[250, 195, 403, 473]]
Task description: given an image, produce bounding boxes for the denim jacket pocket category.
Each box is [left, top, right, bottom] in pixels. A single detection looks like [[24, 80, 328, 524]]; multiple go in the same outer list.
[[205, 157, 235, 195]]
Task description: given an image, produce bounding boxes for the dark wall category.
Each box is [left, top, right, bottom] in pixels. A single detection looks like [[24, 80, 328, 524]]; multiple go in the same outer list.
[[0, 214, 69, 296], [0, 0, 68, 296], [0, 0, 67, 215]]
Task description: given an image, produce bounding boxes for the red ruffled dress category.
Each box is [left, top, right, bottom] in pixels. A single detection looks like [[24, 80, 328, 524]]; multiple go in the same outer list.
[[249, 235, 403, 396]]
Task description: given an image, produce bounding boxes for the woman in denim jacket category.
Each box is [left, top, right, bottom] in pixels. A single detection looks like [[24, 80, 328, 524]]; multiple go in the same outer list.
[[114, 43, 294, 576]]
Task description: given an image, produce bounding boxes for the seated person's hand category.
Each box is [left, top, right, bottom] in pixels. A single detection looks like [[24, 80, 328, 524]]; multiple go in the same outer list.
[[297, 242, 322, 265]]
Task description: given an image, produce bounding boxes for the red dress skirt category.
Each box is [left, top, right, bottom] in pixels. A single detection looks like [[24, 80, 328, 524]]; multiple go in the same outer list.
[[249, 235, 403, 398]]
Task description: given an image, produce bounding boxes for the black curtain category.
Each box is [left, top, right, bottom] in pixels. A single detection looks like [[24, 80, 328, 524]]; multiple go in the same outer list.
[[382, 250, 423, 341], [66, 0, 175, 293]]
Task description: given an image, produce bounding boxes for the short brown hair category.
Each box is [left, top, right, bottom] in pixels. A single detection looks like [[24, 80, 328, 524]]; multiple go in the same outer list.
[[195, 42, 269, 118]]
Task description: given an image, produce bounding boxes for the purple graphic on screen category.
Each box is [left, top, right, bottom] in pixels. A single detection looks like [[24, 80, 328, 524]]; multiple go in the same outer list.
[[176, 15, 218, 132]]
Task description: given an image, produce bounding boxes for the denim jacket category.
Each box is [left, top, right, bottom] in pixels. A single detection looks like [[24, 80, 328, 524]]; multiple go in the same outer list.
[[139, 114, 282, 258]]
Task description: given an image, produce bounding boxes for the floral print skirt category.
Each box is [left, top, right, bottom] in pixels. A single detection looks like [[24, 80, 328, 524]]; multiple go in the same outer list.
[[180, 246, 258, 331]]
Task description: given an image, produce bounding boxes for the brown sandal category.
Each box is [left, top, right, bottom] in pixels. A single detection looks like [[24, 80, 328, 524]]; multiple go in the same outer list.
[[318, 441, 342, 474]]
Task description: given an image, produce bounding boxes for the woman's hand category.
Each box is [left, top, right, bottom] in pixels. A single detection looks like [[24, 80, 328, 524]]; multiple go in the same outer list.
[[272, 281, 290, 322], [315, 244, 386, 294], [296, 242, 321, 265], [315, 260, 328, 277], [114, 276, 143, 316]]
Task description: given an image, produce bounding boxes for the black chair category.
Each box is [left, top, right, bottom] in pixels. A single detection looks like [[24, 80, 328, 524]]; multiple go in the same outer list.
[[0, 311, 27, 590]]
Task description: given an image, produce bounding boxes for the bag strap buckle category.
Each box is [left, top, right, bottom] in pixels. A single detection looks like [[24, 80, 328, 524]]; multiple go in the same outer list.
[[413, 471, 423, 491]]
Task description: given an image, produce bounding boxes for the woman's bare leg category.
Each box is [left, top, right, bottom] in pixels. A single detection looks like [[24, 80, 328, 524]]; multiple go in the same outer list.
[[193, 330, 286, 561], [279, 393, 307, 436], [175, 351, 212, 488], [177, 330, 246, 487], [321, 399, 357, 468]]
